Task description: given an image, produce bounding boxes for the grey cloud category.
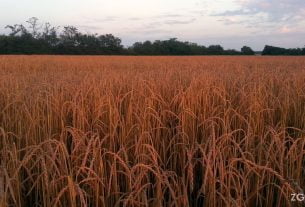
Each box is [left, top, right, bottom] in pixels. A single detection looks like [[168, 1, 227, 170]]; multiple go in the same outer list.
[[122, 20, 168, 34], [84, 16, 119, 24], [128, 28, 171, 34], [216, 0, 305, 22], [217, 18, 247, 25], [121, 26, 172, 41], [102, 16, 118, 22], [78, 25, 102, 30], [139, 18, 195, 30], [128, 17, 141, 21], [163, 18, 196, 25], [121, 17, 196, 38], [146, 21, 163, 28], [218, 16, 274, 27], [148, 13, 197, 26], [152, 12, 200, 19], [212, 9, 255, 16], [127, 16, 196, 32], [156, 14, 185, 18], [190, 10, 207, 16]]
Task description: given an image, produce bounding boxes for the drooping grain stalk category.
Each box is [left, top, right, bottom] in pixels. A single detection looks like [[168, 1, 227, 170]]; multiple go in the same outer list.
[[0, 56, 305, 207]]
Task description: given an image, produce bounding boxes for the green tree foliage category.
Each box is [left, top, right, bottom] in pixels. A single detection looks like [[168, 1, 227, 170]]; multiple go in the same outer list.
[[1, 18, 304, 55], [0, 18, 124, 55], [241, 46, 255, 55], [0, 18, 247, 55], [262, 45, 304, 56], [207, 45, 224, 55], [129, 40, 241, 55]]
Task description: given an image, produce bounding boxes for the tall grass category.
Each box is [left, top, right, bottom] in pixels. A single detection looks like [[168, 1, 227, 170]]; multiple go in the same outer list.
[[0, 56, 305, 207]]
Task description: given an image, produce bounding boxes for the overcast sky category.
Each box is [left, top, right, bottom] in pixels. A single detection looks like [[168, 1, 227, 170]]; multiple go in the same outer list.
[[0, 0, 304, 50]]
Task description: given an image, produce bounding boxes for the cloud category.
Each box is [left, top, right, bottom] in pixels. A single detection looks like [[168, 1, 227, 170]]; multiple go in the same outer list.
[[123, 13, 197, 33], [155, 14, 185, 18], [279, 26, 293, 34], [220, 0, 305, 22], [84, 16, 119, 24], [123, 18, 196, 35], [278, 25, 304, 34], [212, 9, 255, 16], [211, 0, 305, 37], [128, 17, 141, 21], [163, 18, 196, 25], [120, 15, 197, 40], [127, 28, 171, 35], [78, 25, 102, 31], [217, 17, 247, 25]]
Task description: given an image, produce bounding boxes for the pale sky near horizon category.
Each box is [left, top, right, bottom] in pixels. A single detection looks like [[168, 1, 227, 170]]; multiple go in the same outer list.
[[0, 0, 304, 50]]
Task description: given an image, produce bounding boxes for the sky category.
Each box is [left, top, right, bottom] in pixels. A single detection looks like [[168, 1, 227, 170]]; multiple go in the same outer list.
[[0, 0, 304, 50]]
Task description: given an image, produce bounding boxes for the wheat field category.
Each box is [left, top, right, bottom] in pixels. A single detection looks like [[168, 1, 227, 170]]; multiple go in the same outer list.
[[0, 56, 305, 207]]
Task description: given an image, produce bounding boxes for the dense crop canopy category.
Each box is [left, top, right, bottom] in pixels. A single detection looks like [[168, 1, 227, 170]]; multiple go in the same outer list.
[[0, 56, 305, 207]]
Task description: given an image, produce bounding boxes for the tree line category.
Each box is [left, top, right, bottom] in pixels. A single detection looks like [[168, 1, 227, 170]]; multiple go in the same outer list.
[[0, 18, 304, 56], [262, 45, 305, 56]]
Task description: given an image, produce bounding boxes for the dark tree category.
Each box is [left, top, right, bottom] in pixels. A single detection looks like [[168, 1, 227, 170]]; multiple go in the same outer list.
[[2, 18, 304, 56], [98, 34, 123, 54], [241, 46, 255, 55], [26, 17, 41, 38], [262, 45, 303, 56], [129, 39, 237, 56], [207, 45, 224, 55], [5, 24, 28, 36], [41, 22, 59, 47]]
